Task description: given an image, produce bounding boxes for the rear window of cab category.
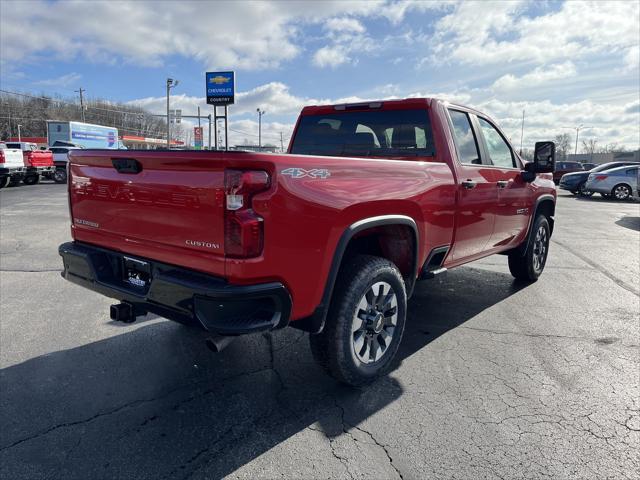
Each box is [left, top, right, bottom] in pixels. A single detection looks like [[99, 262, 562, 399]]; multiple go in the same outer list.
[[291, 109, 435, 157]]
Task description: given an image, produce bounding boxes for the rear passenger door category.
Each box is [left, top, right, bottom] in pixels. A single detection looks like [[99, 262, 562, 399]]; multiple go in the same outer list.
[[475, 116, 531, 249], [446, 109, 496, 261]]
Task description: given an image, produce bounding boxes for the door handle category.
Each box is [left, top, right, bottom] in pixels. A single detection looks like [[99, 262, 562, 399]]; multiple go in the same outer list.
[[461, 179, 477, 189], [497, 180, 509, 188]]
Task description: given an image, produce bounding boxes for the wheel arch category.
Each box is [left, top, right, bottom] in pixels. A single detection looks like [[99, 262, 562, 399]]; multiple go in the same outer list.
[[516, 194, 555, 256], [292, 215, 419, 334]]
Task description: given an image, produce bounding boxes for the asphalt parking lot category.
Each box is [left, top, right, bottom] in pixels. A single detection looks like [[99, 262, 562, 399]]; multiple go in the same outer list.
[[1, 182, 639, 479]]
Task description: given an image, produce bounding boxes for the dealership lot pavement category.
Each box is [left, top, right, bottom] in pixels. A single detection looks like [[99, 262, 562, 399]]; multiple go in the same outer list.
[[1, 183, 639, 480]]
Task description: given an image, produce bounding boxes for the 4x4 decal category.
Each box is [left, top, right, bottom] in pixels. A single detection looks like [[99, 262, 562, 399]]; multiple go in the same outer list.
[[281, 168, 331, 179]]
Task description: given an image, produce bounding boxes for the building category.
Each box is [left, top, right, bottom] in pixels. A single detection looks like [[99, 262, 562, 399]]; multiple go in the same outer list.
[[568, 150, 640, 165], [120, 135, 184, 149]]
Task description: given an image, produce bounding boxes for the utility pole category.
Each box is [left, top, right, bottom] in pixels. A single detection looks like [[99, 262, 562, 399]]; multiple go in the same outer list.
[[519, 109, 525, 156], [17, 124, 22, 142], [280, 132, 284, 152], [256, 108, 265, 148], [166, 78, 179, 148], [75, 87, 86, 122]]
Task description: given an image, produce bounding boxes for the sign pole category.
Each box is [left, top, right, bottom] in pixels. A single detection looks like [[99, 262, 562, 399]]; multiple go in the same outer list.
[[224, 105, 228, 151], [213, 107, 218, 151], [208, 114, 212, 150]]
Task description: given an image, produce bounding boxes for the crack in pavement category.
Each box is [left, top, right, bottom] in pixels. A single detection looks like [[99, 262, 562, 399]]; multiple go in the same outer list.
[[552, 238, 639, 297], [0, 364, 278, 452], [458, 326, 639, 348], [0, 268, 61, 273]]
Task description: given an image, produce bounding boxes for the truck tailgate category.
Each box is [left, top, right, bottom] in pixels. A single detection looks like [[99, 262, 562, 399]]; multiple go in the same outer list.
[[69, 151, 226, 276]]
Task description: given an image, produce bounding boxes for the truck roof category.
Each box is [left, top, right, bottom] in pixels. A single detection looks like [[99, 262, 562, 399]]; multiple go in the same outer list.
[[300, 97, 435, 116]]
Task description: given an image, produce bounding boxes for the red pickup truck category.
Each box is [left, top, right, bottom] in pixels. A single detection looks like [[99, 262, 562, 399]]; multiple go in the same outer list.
[[59, 98, 556, 386], [5, 142, 55, 185]]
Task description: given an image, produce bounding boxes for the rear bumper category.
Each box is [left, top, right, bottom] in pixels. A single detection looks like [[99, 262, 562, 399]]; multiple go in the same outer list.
[[27, 166, 54, 173], [0, 166, 24, 176], [59, 241, 292, 334], [558, 178, 580, 191]]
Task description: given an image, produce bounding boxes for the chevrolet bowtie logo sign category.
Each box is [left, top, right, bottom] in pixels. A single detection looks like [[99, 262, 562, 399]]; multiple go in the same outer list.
[[209, 76, 230, 85], [206, 71, 235, 106]]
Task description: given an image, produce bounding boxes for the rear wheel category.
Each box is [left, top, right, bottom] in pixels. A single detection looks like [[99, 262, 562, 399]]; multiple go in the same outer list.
[[578, 182, 593, 197], [0, 177, 9, 189], [53, 168, 67, 184], [508, 215, 551, 282], [611, 183, 631, 201], [309, 255, 407, 387], [23, 174, 40, 185]]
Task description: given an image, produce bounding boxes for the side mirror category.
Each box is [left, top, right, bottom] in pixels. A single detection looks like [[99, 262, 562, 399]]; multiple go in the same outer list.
[[527, 141, 556, 173]]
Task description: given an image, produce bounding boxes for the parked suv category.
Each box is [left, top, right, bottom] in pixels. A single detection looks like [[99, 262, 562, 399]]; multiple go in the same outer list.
[[559, 161, 640, 196], [553, 161, 584, 184]]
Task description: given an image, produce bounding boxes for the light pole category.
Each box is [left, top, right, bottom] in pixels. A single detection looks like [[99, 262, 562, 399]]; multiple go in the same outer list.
[[563, 125, 592, 156], [256, 108, 265, 148], [166, 78, 179, 148], [17, 124, 22, 142]]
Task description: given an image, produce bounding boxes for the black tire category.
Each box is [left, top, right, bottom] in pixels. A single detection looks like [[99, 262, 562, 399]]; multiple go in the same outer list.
[[53, 168, 67, 184], [309, 255, 407, 387], [611, 183, 631, 201], [0, 177, 9, 189], [508, 215, 551, 282], [23, 174, 40, 185], [578, 182, 594, 197], [8, 177, 20, 187]]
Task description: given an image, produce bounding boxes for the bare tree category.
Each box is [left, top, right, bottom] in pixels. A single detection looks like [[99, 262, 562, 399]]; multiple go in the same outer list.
[[553, 133, 572, 160], [582, 139, 598, 155], [0, 91, 168, 142]]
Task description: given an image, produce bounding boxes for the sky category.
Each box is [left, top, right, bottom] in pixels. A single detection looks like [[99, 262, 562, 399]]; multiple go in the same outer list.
[[1, 0, 639, 150]]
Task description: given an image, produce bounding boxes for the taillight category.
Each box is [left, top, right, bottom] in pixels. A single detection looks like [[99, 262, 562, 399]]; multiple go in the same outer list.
[[594, 175, 608, 181], [0, 151, 5, 164], [224, 169, 270, 258]]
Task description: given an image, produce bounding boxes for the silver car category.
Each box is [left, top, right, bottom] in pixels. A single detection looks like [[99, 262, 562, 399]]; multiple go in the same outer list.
[[585, 165, 639, 200]]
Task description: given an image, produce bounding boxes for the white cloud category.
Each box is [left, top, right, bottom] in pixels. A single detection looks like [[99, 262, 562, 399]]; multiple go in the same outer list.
[[491, 62, 577, 91], [431, 1, 640, 67], [33, 72, 82, 88], [325, 17, 366, 33], [0, 1, 394, 70], [624, 46, 639, 71], [313, 46, 350, 68]]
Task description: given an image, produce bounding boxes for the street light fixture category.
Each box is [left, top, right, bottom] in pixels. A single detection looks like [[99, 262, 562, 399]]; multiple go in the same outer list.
[[563, 124, 593, 155], [256, 108, 265, 148], [166, 78, 179, 147]]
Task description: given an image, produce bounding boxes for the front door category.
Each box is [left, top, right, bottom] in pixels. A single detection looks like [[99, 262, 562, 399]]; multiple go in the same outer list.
[[447, 109, 496, 261], [475, 116, 531, 249]]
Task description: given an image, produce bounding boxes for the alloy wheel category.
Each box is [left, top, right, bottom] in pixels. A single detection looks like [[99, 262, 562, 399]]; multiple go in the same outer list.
[[351, 281, 398, 364], [532, 225, 548, 273]]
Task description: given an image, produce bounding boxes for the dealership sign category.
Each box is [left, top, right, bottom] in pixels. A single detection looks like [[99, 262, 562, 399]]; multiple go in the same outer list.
[[206, 71, 235, 106], [194, 127, 203, 149]]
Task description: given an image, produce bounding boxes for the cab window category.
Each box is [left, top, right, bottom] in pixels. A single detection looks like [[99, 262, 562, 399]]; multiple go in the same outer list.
[[448, 110, 481, 165], [477, 117, 515, 168]]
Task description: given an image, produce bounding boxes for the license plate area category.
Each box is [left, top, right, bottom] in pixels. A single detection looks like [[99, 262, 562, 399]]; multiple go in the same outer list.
[[123, 256, 151, 289]]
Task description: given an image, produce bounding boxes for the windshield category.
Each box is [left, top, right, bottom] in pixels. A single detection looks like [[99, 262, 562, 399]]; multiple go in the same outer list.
[[593, 162, 637, 172], [290, 109, 435, 157]]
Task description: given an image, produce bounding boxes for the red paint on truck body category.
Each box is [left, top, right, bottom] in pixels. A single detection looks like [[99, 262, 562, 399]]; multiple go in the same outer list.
[[67, 98, 555, 322]]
